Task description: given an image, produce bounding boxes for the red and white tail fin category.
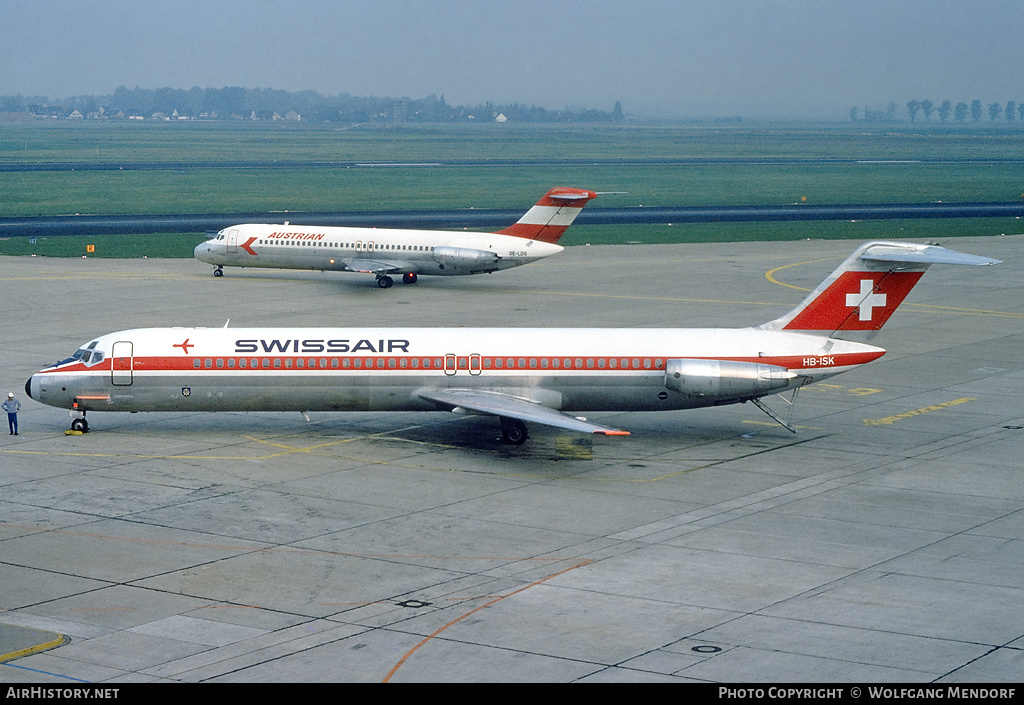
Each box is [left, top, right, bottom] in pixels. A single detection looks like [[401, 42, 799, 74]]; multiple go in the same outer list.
[[497, 187, 598, 243], [761, 241, 1000, 334]]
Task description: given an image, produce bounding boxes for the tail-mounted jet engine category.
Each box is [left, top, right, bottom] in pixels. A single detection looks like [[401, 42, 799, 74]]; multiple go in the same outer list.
[[665, 359, 797, 403], [432, 246, 500, 271]]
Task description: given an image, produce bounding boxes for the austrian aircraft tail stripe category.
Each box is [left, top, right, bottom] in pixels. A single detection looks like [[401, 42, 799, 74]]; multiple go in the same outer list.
[[498, 188, 598, 243]]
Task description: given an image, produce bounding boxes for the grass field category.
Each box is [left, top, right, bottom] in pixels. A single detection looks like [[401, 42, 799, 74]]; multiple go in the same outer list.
[[3, 120, 1024, 257]]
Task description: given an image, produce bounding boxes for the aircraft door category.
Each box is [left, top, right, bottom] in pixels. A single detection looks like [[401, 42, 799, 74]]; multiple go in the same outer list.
[[111, 341, 133, 386], [227, 228, 240, 254], [443, 354, 481, 376]]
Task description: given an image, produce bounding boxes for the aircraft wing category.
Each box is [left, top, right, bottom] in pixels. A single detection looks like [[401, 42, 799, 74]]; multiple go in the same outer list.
[[417, 389, 630, 436], [343, 258, 417, 274]]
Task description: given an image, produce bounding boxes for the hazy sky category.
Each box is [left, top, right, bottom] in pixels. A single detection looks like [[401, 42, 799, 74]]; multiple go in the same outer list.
[[3, 0, 1022, 117]]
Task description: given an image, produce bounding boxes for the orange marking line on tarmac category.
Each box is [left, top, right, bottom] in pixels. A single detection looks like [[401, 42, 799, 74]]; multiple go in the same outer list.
[[382, 559, 594, 683]]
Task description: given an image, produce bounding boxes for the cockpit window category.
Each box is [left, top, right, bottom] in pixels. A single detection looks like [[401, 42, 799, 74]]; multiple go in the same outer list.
[[72, 341, 104, 365]]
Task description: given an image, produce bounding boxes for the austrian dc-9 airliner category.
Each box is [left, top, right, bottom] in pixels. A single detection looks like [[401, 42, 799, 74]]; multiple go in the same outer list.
[[194, 187, 597, 288], [27, 241, 998, 444]]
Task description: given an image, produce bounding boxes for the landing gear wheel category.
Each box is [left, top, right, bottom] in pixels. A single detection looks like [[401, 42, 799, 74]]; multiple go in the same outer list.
[[213, 267, 224, 277], [500, 418, 528, 445], [377, 275, 394, 288], [402, 272, 418, 285], [70, 417, 89, 433]]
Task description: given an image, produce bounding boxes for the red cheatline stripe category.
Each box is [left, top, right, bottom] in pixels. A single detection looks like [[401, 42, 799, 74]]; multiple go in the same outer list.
[[39, 351, 884, 375]]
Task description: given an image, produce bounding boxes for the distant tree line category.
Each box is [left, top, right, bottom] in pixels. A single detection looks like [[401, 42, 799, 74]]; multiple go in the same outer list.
[[0, 87, 625, 124], [850, 99, 1024, 124]]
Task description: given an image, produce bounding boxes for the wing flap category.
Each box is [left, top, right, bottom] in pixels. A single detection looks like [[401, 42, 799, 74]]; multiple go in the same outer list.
[[344, 258, 414, 274], [417, 389, 629, 436]]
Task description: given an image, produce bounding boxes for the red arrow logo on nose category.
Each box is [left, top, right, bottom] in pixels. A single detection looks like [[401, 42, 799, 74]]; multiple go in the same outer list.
[[240, 237, 259, 256]]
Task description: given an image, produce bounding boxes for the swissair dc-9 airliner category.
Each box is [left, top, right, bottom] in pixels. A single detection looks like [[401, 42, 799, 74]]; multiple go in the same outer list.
[[193, 187, 597, 288], [27, 241, 998, 444]]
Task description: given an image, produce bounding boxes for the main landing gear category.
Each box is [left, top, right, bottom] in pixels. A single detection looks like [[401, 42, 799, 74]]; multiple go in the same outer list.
[[376, 273, 418, 288], [500, 417, 528, 445]]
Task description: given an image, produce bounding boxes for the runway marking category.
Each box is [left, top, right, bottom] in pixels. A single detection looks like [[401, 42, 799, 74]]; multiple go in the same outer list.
[[382, 559, 593, 683], [863, 397, 976, 426]]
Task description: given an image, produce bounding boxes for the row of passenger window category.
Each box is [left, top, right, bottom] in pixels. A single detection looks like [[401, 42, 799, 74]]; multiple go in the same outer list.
[[259, 240, 434, 252], [191, 357, 666, 371]]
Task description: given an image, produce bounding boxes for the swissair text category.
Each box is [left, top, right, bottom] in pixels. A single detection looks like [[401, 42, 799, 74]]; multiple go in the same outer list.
[[234, 339, 411, 354]]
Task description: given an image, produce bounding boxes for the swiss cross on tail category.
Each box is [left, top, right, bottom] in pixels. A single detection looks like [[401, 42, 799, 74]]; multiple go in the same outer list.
[[497, 187, 599, 243], [784, 270, 924, 331], [761, 241, 1000, 334]]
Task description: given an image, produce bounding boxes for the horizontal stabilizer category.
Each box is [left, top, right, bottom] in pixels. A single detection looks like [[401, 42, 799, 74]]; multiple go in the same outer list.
[[860, 243, 1001, 266], [418, 388, 629, 436], [547, 191, 594, 202]]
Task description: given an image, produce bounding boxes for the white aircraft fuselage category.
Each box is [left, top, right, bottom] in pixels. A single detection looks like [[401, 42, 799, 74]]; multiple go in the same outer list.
[[25, 325, 877, 414], [27, 241, 1000, 443], [194, 187, 596, 288]]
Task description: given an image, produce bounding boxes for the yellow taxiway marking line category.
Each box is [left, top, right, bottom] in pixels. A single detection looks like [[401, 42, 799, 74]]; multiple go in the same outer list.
[[741, 420, 827, 431], [0, 630, 66, 662], [863, 397, 976, 426], [765, 257, 837, 291]]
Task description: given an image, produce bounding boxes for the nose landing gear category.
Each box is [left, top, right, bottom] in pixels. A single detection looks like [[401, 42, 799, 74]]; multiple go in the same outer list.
[[69, 403, 89, 433]]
